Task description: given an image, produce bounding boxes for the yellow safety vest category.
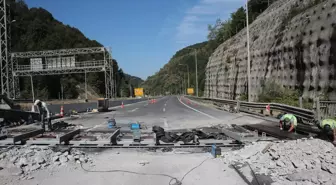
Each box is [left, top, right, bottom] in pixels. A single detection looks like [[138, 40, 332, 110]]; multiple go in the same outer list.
[[320, 119, 336, 129], [281, 114, 297, 127]]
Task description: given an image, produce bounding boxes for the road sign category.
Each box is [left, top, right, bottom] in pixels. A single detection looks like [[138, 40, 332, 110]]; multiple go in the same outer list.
[[187, 88, 194, 95], [134, 88, 144, 97]]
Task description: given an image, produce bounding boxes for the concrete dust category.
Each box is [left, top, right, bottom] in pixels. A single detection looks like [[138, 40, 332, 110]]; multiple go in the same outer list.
[[1, 138, 335, 185], [0, 146, 92, 184], [221, 138, 336, 185]]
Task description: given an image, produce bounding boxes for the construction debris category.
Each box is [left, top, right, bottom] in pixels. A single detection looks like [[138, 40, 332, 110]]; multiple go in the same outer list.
[[0, 146, 92, 179], [221, 139, 336, 185]]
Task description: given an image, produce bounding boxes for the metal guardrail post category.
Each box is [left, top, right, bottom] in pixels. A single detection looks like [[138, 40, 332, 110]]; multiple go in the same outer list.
[[299, 97, 303, 108], [237, 101, 240, 112], [315, 97, 321, 122]]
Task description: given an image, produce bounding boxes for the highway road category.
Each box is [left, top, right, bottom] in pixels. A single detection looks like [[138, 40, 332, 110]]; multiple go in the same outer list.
[[66, 96, 264, 132]]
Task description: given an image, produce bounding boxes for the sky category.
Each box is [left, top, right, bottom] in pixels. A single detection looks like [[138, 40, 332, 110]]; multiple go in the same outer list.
[[25, 0, 245, 79]]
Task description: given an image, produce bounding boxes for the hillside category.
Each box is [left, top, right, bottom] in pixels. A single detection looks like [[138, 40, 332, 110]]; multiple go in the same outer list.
[[142, 41, 218, 96], [204, 0, 335, 101], [9, 0, 140, 99], [142, 0, 273, 96]]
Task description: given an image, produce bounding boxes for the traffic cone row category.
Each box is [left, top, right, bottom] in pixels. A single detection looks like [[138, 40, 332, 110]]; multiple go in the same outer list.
[[149, 99, 157, 104]]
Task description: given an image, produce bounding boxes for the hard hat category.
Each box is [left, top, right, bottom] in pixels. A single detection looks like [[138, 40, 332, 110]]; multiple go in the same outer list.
[[34, 99, 41, 105], [323, 124, 332, 134]]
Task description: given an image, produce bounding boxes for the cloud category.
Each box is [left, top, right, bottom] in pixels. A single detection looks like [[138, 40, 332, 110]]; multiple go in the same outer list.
[[175, 0, 244, 47]]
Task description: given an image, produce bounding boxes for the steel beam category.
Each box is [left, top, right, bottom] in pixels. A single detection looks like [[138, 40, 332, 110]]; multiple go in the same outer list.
[[109, 129, 120, 145], [0, 108, 40, 121], [13, 129, 44, 144], [14, 66, 105, 76], [59, 129, 80, 145], [0, 0, 13, 98], [11, 47, 105, 58], [221, 128, 256, 143]]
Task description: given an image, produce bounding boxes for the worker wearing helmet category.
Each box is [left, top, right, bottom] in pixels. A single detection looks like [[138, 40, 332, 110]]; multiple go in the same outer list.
[[279, 114, 297, 133], [34, 99, 51, 131], [319, 119, 336, 144]]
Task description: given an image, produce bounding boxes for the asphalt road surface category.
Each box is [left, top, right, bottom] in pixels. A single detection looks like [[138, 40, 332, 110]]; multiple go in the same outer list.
[[66, 96, 247, 131]]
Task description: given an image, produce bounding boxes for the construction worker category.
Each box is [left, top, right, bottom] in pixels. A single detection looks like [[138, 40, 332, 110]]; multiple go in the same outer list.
[[33, 99, 51, 131], [319, 119, 336, 144], [279, 113, 297, 133]]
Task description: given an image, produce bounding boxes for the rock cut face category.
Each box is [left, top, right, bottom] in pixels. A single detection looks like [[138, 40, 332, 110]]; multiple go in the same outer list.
[[204, 0, 336, 101]]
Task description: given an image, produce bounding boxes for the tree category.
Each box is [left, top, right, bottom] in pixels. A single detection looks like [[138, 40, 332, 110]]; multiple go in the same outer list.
[[8, 0, 141, 99]]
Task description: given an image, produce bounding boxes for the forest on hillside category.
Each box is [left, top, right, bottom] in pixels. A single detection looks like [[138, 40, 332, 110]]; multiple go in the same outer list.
[[143, 0, 275, 96], [8, 0, 142, 99]]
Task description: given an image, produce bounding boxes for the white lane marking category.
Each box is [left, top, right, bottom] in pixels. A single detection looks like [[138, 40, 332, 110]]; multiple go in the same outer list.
[[128, 108, 138, 112], [178, 97, 220, 120], [87, 121, 106, 131], [163, 108, 166, 112]]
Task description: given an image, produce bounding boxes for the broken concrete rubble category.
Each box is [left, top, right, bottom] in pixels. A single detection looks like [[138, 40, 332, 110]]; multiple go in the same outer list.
[[221, 139, 336, 184], [0, 146, 91, 179]]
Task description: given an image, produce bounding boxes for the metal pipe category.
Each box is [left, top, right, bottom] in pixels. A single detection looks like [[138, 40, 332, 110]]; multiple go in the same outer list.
[[246, 0, 251, 102], [179, 64, 190, 88], [30, 75, 34, 102], [85, 70, 87, 100], [194, 49, 198, 97]]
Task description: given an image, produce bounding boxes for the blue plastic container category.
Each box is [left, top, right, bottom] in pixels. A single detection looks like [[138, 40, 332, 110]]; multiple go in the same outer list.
[[130, 123, 140, 130]]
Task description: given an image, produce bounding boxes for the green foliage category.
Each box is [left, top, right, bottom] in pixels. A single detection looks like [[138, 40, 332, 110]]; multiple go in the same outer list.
[[143, 41, 215, 96], [207, 0, 275, 47], [239, 93, 248, 101], [8, 0, 141, 99], [258, 80, 300, 107]]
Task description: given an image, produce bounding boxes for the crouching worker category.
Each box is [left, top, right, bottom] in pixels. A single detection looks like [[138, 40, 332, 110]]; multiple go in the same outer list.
[[279, 114, 297, 133], [33, 99, 51, 131], [319, 119, 336, 144]]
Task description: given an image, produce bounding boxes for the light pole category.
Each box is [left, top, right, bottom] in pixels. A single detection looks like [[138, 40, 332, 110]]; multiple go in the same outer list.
[[185, 48, 198, 96], [178, 64, 190, 88], [128, 77, 139, 97], [246, 0, 251, 102]]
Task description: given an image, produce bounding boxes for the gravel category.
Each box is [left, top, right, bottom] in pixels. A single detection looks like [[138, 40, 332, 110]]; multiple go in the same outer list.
[[221, 139, 336, 184], [0, 146, 91, 180]]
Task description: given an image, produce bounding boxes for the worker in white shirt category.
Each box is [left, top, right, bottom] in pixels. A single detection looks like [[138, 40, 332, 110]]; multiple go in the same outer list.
[[34, 99, 51, 131]]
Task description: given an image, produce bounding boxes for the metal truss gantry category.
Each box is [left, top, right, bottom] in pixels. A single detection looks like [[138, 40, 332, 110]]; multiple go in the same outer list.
[[0, 0, 13, 98], [11, 47, 115, 99]]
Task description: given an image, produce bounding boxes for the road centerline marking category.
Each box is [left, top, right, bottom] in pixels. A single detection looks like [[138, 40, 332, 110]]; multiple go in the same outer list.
[[178, 97, 219, 120]]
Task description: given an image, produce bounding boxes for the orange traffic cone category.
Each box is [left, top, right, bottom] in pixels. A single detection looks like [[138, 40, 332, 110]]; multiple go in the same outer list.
[[60, 106, 64, 117], [121, 102, 124, 108]]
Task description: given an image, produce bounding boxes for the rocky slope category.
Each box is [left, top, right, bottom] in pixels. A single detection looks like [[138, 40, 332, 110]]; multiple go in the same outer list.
[[222, 139, 336, 185], [204, 0, 336, 101]]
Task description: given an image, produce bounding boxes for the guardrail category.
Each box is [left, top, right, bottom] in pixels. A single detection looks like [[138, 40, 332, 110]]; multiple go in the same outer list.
[[319, 101, 336, 119], [187, 96, 316, 122]]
